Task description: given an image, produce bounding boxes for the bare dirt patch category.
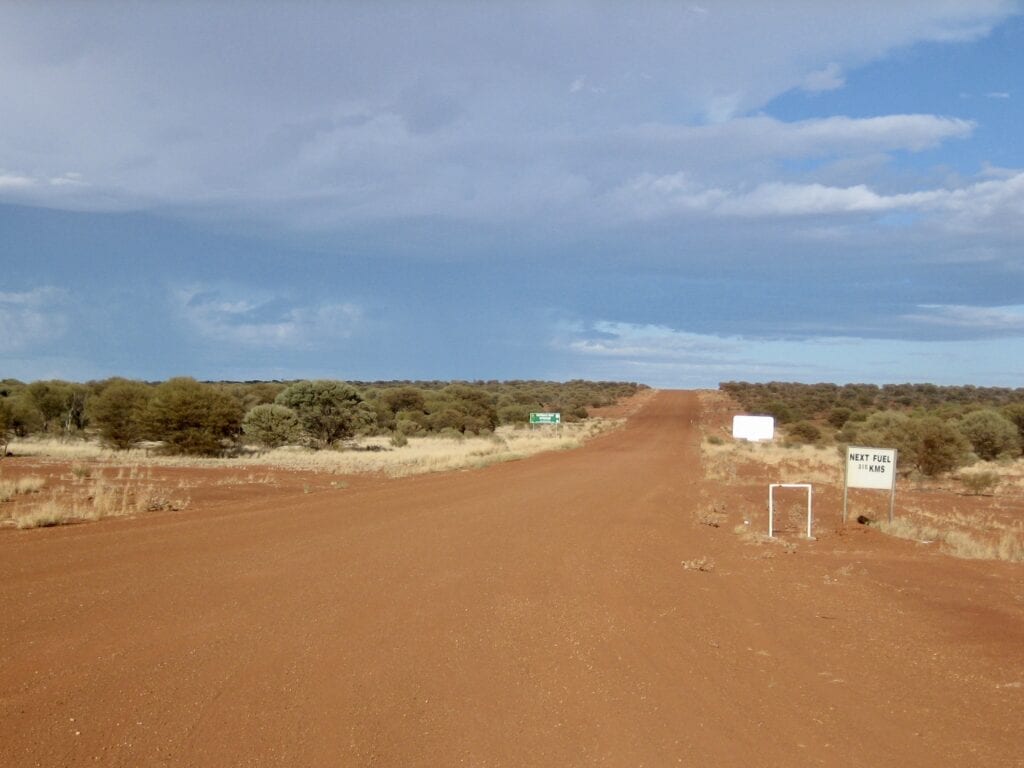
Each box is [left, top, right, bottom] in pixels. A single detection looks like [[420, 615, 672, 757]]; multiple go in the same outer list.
[[0, 390, 1020, 767]]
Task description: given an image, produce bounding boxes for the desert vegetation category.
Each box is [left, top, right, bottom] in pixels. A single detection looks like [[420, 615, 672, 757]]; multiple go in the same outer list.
[[0, 377, 644, 457], [0, 378, 641, 529], [0, 462, 190, 529], [708, 385, 1024, 562], [721, 381, 1024, 478]]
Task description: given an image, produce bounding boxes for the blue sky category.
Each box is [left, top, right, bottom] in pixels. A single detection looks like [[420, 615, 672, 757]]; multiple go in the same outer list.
[[1, 2, 1022, 388]]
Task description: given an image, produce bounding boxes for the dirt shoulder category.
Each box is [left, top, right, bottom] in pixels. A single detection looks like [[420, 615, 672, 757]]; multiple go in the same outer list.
[[0, 390, 1020, 767]]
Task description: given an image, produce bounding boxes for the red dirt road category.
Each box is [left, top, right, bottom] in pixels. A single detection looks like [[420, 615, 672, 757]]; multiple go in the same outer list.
[[2, 391, 1021, 766]]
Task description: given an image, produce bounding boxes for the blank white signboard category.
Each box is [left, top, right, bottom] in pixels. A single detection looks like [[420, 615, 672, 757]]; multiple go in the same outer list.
[[732, 415, 775, 441]]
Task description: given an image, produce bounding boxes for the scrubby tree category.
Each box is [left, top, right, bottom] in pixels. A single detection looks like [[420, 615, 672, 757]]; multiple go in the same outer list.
[[242, 404, 302, 448], [912, 416, 970, 477], [843, 411, 916, 458], [426, 385, 499, 434], [827, 407, 852, 429], [380, 386, 427, 415], [787, 421, 821, 444], [1000, 404, 1024, 455], [89, 378, 152, 449], [497, 404, 533, 424], [0, 398, 13, 455], [274, 380, 375, 447], [957, 409, 1021, 461], [8, 390, 43, 437], [143, 377, 244, 456], [25, 380, 89, 435], [844, 412, 969, 477]]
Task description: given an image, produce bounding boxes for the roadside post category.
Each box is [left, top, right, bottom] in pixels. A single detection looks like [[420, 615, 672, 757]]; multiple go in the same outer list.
[[843, 446, 897, 523]]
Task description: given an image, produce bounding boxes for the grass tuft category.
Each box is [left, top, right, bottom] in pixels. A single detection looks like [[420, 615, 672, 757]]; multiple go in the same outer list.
[[14, 501, 75, 529]]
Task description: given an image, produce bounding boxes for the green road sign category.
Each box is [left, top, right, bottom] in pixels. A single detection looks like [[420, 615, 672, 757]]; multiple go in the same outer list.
[[529, 412, 561, 424]]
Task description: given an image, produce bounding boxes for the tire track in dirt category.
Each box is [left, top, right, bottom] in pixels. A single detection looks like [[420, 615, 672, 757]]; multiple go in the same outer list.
[[1, 391, 1021, 766]]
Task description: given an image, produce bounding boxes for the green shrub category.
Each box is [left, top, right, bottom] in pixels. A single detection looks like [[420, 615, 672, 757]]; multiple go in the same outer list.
[[959, 470, 1000, 495], [957, 409, 1021, 461], [275, 380, 375, 447], [143, 378, 244, 456], [497, 404, 533, 424], [764, 400, 796, 424], [395, 414, 425, 435], [1002, 404, 1024, 448], [379, 386, 427, 415], [89, 378, 152, 449], [25, 380, 90, 435], [0, 398, 12, 455], [242, 404, 302, 448], [787, 421, 821, 444], [827, 407, 851, 428], [846, 411, 969, 477], [913, 416, 971, 477], [7, 391, 43, 437]]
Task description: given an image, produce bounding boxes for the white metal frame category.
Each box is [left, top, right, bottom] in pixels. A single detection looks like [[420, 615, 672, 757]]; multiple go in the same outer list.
[[768, 483, 813, 539]]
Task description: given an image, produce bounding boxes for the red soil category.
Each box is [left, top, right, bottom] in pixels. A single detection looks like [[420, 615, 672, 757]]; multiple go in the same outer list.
[[1, 391, 1021, 766]]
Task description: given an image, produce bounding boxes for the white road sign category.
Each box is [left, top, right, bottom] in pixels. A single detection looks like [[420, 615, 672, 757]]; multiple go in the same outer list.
[[846, 446, 897, 490]]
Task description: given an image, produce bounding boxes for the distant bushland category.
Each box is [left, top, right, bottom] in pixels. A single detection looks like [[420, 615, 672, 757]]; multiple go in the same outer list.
[[721, 380, 1024, 477], [0, 377, 645, 456]]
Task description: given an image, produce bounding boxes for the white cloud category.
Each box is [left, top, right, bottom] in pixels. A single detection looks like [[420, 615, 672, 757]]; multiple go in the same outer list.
[[802, 63, 845, 93], [0, 3, 1011, 223], [903, 304, 1024, 332], [624, 114, 974, 158], [0, 287, 69, 353], [614, 168, 1024, 229], [705, 93, 743, 124], [0, 170, 85, 190], [175, 287, 362, 349], [986, 91, 1011, 98], [0, 172, 34, 190], [551, 318, 1024, 388], [558, 320, 740, 361]]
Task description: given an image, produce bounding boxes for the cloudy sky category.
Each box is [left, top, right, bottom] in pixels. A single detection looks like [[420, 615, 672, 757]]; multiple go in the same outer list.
[[2, 1, 1022, 387]]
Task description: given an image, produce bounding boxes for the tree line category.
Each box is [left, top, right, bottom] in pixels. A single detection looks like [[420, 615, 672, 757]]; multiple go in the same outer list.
[[0, 377, 644, 457], [720, 381, 1024, 477]]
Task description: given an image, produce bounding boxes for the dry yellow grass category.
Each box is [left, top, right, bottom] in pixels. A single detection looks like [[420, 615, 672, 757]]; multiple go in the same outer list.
[[0, 475, 46, 501], [701, 438, 841, 485], [878, 516, 1024, 562], [2, 469, 190, 530], [7, 419, 620, 478], [13, 500, 75, 529]]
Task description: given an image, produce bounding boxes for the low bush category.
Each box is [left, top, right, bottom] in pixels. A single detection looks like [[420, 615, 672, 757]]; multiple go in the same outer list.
[[275, 380, 375, 447], [957, 409, 1021, 461], [143, 378, 244, 456], [243, 404, 302, 448], [787, 421, 821, 444], [958, 470, 1000, 495], [90, 378, 152, 449], [843, 412, 969, 477]]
